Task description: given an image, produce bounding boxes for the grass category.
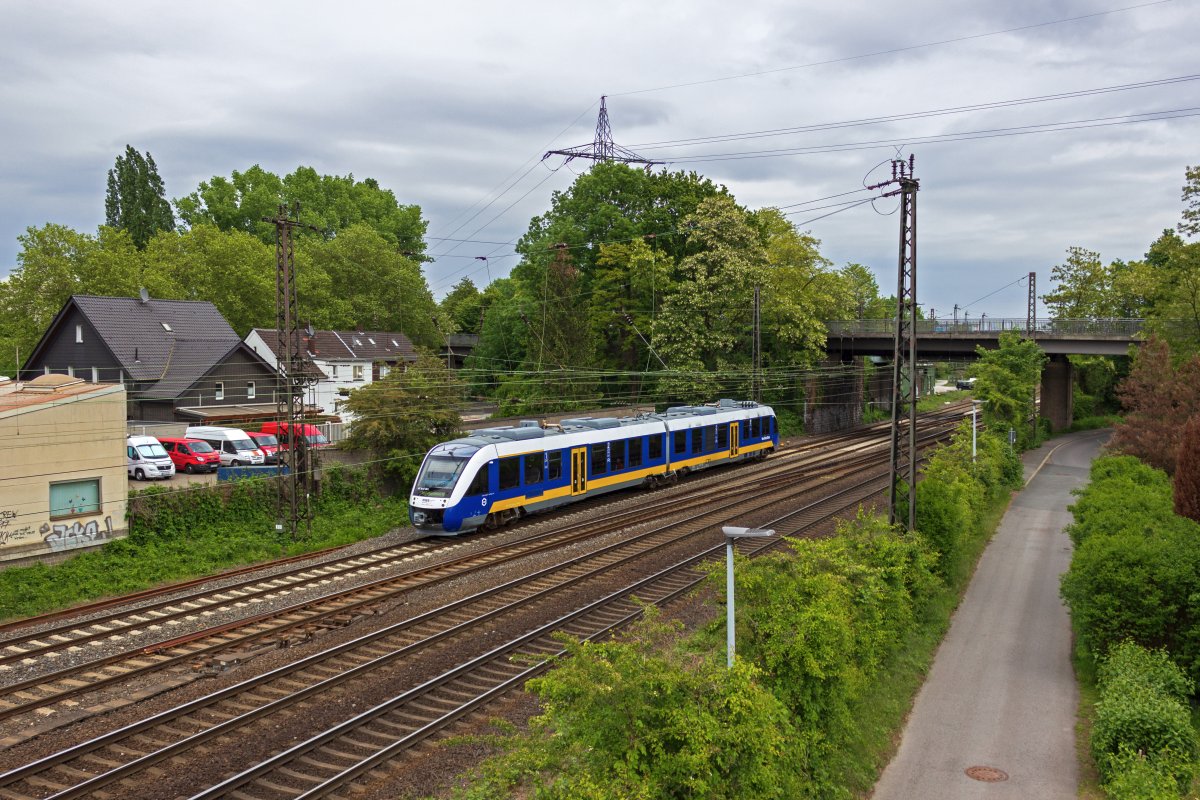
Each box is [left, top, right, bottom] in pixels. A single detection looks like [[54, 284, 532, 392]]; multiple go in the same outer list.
[[918, 389, 972, 412], [0, 496, 408, 621]]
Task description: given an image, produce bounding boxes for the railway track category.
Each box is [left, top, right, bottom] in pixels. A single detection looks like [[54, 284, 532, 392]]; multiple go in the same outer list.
[[0, 409, 966, 730], [0, 411, 966, 799]]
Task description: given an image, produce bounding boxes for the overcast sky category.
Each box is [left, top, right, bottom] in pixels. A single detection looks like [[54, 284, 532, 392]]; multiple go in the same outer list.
[[1, 0, 1195, 319]]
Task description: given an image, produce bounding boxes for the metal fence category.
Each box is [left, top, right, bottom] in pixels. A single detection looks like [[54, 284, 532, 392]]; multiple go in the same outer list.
[[825, 318, 1151, 337]]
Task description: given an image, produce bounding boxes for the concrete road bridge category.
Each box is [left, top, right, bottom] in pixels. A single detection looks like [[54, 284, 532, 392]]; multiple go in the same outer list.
[[818, 318, 1146, 431]]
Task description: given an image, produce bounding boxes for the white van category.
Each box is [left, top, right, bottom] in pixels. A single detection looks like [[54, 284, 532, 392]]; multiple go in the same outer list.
[[184, 426, 267, 467], [127, 435, 176, 481]]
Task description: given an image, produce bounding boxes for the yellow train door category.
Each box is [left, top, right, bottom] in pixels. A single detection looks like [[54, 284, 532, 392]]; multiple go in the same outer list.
[[730, 422, 740, 457], [571, 447, 588, 495]]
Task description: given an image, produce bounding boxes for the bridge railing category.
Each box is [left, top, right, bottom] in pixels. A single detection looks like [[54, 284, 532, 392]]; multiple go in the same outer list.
[[825, 318, 1149, 337]]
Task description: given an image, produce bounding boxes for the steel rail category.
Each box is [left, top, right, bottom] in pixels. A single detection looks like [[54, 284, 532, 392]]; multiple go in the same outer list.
[[0, 423, 960, 799]]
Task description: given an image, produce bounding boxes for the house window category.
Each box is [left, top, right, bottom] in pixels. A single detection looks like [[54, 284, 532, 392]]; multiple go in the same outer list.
[[50, 479, 100, 519], [353, 365, 364, 381], [331, 365, 338, 378], [247, 381, 256, 399], [75, 324, 83, 343], [215, 382, 225, 401], [92, 367, 99, 383], [67, 366, 74, 377]]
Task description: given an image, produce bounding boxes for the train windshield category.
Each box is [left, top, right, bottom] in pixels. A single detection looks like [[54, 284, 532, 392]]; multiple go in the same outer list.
[[413, 456, 469, 497]]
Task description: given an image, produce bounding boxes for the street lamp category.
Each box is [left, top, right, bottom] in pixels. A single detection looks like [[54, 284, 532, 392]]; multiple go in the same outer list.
[[722, 526, 775, 668], [969, 400, 984, 461]]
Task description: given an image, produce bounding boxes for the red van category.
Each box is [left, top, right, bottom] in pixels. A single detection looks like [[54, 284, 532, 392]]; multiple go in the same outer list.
[[158, 437, 222, 473], [258, 422, 331, 450], [247, 431, 281, 464]]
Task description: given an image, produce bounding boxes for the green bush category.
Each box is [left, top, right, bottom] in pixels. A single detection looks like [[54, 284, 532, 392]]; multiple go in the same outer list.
[[1102, 745, 1193, 800], [524, 613, 807, 800], [717, 516, 939, 793], [1075, 391, 1097, 420], [1098, 641, 1193, 703], [1091, 643, 1197, 793], [1060, 457, 1200, 682]]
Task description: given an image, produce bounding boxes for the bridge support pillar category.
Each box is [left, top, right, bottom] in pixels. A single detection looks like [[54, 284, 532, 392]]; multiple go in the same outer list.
[[804, 360, 865, 434], [1040, 355, 1074, 432]]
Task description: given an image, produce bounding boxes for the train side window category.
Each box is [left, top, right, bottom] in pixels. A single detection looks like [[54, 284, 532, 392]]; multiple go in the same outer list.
[[673, 430, 687, 454], [547, 451, 562, 481], [499, 457, 521, 491], [703, 426, 715, 451], [590, 444, 607, 475], [628, 436, 642, 467], [650, 434, 664, 460], [770, 416, 776, 435], [523, 453, 543, 485], [691, 429, 703, 454], [466, 466, 490, 496], [611, 440, 626, 471], [752, 417, 761, 438], [718, 424, 729, 449]]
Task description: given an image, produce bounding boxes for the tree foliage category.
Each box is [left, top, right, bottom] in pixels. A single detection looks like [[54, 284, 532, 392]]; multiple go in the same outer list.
[[653, 196, 765, 400], [1111, 337, 1200, 474], [524, 612, 805, 800], [1179, 164, 1200, 239], [340, 354, 462, 485], [439, 277, 484, 334], [1174, 415, 1200, 523], [104, 145, 175, 249], [1060, 456, 1200, 684], [174, 165, 428, 255], [971, 331, 1047, 450]]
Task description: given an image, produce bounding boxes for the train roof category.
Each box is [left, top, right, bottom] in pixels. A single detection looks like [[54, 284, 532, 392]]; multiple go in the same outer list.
[[430, 399, 769, 456]]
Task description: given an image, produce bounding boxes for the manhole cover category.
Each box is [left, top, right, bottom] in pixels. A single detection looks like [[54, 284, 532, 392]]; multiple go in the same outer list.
[[965, 765, 1009, 782]]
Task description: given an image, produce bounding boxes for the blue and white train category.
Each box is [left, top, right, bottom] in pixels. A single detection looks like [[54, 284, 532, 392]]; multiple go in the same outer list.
[[409, 399, 778, 535]]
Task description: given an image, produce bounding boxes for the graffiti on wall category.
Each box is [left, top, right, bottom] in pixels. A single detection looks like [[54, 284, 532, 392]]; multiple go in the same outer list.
[[0, 509, 38, 548], [39, 516, 114, 552]]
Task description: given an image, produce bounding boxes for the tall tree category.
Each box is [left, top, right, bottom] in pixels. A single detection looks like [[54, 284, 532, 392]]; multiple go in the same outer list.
[[1175, 415, 1200, 522], [972, 331, 1047, 450], [341, 353, 462, 485], [1179, 164, 1200, 239], [753, 208, 842, 374], [104, 146, 175, 249], [1111, 336, 1200, 474], [653, 196, 766, 401], [0, 224, 143, 373], [439, 277, 484, 334], [175, 165, 427, 256]]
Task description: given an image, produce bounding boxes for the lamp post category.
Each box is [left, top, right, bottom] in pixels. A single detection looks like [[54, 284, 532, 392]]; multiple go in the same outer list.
[[722, 526, 774, 668], [970, 400, 983, 461]]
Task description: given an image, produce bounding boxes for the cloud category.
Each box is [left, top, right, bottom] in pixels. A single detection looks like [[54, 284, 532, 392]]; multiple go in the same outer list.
[[0, 0, 1196, 323]]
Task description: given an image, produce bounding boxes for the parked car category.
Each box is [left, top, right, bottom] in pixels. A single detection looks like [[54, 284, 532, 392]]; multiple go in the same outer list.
[[158, 436, 221, 473], [183, 426, 266, 466], [127, 435, 175, 481], [247, 431, 281, 465], [955, 377, 977, 390], [258, 421, 331, 450]]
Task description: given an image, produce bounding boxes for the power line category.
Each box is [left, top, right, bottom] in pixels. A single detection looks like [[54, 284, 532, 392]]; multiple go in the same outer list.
[[611, 0, 1177, 96], [627, 74, 1200, 150]]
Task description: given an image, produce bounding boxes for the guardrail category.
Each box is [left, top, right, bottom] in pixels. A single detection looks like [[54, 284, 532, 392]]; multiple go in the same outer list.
[[825, 318, 1150, 337]]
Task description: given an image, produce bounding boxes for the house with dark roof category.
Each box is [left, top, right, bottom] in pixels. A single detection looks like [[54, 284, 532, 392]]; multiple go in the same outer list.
[[244, 327, 418, 419], [20, 294, 283, 423]]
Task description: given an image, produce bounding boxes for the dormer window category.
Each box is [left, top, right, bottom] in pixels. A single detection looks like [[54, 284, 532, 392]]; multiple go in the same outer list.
[[368, 337, 375, 345], [391, 338, 399, 347], [161, 323, 172, 332], [353, 337, 363, 346]]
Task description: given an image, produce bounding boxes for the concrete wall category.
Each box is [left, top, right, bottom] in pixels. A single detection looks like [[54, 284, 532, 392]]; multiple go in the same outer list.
[[0, 384, 129, 565], [805, 360, 865, 434], [1041, 356, 1074, 432]]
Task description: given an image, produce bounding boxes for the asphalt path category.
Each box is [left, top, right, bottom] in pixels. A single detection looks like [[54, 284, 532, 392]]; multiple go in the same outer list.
[[872, 430, 1109, 800]]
